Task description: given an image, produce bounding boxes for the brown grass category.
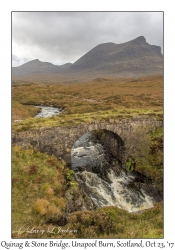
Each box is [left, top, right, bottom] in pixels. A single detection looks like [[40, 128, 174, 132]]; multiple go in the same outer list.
[[12, 75, 163, 239], [12, 75, 163, 122]]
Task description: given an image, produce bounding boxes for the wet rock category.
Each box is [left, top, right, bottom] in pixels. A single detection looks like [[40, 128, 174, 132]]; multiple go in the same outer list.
[[65, 188, 96, 214], [71, 131, 162, 213]]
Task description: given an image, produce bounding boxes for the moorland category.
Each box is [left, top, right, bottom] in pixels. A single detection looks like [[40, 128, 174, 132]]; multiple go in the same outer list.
[[12, 74, 163, 238]]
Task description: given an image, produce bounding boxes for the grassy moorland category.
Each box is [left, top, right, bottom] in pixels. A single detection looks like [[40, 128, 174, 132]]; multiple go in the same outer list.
[[12, 144, 163, 239], [12, 75, 163, 238], [12, 75, 163, 132]]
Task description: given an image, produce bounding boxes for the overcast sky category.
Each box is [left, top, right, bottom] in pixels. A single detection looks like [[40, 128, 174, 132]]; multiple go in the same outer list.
[[12, 12, 163, 67]]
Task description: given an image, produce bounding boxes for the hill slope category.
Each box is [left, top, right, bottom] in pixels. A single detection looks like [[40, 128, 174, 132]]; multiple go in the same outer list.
[[12, 36, 163, 82], [12, 59, 72, 76], [69, 36, 163, 76]]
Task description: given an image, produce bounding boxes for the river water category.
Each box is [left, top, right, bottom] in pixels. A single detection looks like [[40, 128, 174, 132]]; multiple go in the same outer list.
[[34, 106, 62, 118], [71, 131, 161, 212], [33, 107, 160, 212]]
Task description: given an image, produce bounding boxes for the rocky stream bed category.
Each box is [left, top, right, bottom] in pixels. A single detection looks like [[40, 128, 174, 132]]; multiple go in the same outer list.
[[70, 131, 162, 213]]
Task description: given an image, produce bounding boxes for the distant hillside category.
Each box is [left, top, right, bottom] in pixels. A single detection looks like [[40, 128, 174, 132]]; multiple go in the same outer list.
[[59, 63, 73, 70], [12, 59, 72, 76], [69, 36, 163, 76], [12, 36, 163, 82]]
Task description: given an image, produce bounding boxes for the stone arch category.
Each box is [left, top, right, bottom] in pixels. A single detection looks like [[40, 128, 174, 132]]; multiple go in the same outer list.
[[65, 127, 125, 168], [12, 116, 162, 166], [92, 129, 126, 165], [65, 122, 125, 151]]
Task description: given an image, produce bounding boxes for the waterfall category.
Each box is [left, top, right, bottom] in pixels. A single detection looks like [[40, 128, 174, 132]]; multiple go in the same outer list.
[[71, 131, 161, 213], [75, 169, 153, 212]]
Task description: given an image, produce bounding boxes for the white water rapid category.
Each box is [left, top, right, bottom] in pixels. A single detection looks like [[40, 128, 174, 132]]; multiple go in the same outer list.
[[71, 132, 156, 213]]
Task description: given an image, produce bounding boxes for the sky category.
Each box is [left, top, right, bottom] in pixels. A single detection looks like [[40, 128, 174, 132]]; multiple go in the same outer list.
[[12, 12, 163, 67]]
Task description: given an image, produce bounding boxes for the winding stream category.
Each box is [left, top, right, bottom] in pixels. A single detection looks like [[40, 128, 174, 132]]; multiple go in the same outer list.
[[34, 106, 62, 118]]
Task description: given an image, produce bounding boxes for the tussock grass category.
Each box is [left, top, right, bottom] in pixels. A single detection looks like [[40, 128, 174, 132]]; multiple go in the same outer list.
[[12, 75, 163, 121], [12, 101, 40, 121], [126, 126, 163, 195], [12, 75, 163, 238], [12, 137, 163, 239], [12, 146, 76, 237], [12, 75, 163, 133], [63, 203, 163, 238], [12, 108, 163, 133]]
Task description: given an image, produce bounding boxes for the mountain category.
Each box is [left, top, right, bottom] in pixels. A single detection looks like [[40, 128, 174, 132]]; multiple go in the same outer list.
[[68, 36, 163, 76], [12, 59, 72, 76], [59, 63, 73, 70], [12, 36, 163, 82]]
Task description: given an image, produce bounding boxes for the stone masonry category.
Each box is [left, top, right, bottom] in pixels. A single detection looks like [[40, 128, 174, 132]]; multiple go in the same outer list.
[[12, 116, 163, 164]]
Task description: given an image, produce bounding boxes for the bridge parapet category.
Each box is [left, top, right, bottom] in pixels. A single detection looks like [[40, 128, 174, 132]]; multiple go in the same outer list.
[[12, 116, 163, 163]]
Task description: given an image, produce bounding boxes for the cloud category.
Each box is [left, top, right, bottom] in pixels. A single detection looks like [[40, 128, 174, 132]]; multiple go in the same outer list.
[[12, 54, 31, 67], [12, 12, 163, 66]]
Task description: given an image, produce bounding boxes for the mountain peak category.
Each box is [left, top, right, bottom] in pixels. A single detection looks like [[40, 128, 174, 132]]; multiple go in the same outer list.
[[12, 36, 163, 80], [133, 36, 146, 43]]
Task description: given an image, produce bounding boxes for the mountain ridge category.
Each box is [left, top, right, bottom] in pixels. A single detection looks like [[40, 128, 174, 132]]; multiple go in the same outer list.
[[12, 36, 163, 81], [12, 59, 73, 76]]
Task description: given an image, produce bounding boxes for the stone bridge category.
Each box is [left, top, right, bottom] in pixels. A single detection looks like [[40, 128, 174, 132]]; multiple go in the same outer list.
[[12, 116, 162, 165]]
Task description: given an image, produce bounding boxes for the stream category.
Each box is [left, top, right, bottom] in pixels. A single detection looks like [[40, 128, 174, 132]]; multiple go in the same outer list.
[[34, 106, 62, 118], [71, 131, 162, 213], [33, 106, 161, 213]]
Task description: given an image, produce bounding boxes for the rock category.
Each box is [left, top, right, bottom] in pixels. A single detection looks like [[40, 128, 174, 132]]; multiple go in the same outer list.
[[70, 130, 162, 212], [65, 188, 96, 214]]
